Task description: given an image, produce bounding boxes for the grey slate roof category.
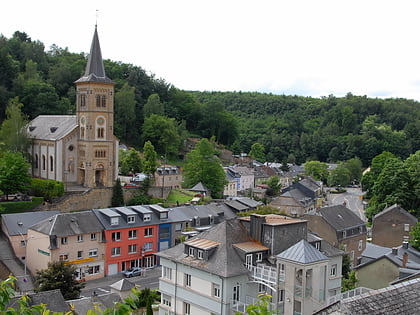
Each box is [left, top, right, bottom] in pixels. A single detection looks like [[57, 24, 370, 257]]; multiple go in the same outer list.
[[75, 26, 114, 84], [189, 182, 209, 192], [315, 278, 420, 314], [1, 210, 60, 235], [27, 115, 77, 141], [276, 239, 328, 264], [235, 197, 262, 208], [360, 243, 391, 263], [373, 204, 418, 222], [109, 278, 135, 291], [30, 211, 103, 236], [70, 293, 122, 314], [157, 219, 253, 277], [224, 200, 249, 212], [10, 289, 70, 313], [317, 205, 365, 230]]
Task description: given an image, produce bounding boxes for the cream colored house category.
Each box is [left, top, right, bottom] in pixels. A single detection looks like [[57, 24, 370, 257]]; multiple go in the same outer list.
[[26, 211, 105, 281], [27, 26, 118, 188]]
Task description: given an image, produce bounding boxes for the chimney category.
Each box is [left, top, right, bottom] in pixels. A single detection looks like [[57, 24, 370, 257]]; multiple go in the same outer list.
[[402, 241, 409, 249], [392, 247, 398, 255], [250, 214, 265, 243], [402, 252, 408, 268]]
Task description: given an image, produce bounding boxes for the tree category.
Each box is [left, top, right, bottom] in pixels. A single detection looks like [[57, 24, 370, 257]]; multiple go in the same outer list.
[[0, 151, 31, 197], [235, 294, 278, 315], [409, 222, 420, 250], [342, 157, 363, 183], [0, 97, 30, 153], [304, 161, 328, 182], [249, 142, 266, 163], [142, 141, 158, 177], [327, 165, 351, 187], [112, 178, 125, 207], [183, 138, 227, 198], [35, 261, 85, 300], [142, 114, 181, 156], [266, 176, 281, 196], [114, 83, 136, 142], [119, 148, 143, 175], [143, 93, 164, 118]]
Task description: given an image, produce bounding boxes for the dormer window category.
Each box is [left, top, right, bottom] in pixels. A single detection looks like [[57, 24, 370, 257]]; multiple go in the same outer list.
[[188, 247, 195, 257], [127, 215, 135, 224], [111, 217, 119, 225], [144, 214, 151, 222], [160, 212, 168, 220], [209, 215, 214, 225], [198, 250, 204, 260], [256, 252, 263, 262]]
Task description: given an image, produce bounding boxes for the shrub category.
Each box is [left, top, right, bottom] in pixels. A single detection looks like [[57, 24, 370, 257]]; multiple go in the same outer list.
[[29, 178, 64, 202]]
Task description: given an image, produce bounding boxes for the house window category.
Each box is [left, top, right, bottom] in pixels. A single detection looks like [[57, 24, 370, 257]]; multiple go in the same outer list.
[[89, 249, 98, 257], [162, 266, 172, 280], [77, 251, 83, 259], [112, 232, 121, 242], [233, 285, 240, 302], [101, 95, 106, 107], [330, 264, 337, 277], [143, 214, 151, 222], [144, 242, 153, 252], [404, 224, 410, 232], [184, 302, 191, 315], [77, 235, 83, 242], [209, 215, 214, 225], [256, 252, 263, 262], [59, 253, 69, 261], [96, 95, 101, 107], [127, 215, 135, 224], [258, 283, 266, 293], [90, 233, 96, 241], [87, 265, 100, 275], [128, 244, 137, 254], [160, 212, 168, 219], [184, 273, 191, 287], [79, 94, 86, 107], [61, 237, 67, 245], [342, 230, 347, 238], [175, 223, 182, 231], [194, 216, 200, 227], [144, 228, 153, 237], [315, 242, 321, 250], [213, 283, 220, 298], [188, 247, 195, 257], [358, 240, 363, 251], [110, 217, 119, 225], [21, 240, 26, 247], [198, 250, 204, 260], [162, 294, 171, 307], [111, 247, 121, 256], [128, 229, 137, 239]]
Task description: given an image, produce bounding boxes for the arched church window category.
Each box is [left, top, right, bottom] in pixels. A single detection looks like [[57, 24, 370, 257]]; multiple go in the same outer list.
[[102, 95, 106, 107], [34, 154, 39, 169], [42, 155, 46, 170], [79, 94, 86, 107], [96, 95, 100, 107], [50, 156, 54, 172]]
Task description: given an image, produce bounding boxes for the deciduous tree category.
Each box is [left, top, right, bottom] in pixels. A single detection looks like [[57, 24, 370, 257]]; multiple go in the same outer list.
[[0, 151, 31, 197]]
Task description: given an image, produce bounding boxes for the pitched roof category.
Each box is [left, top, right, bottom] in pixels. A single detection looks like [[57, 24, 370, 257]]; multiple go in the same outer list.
[[276, 239, 328, 264], [1, 210, 60, 235], [109, 278, 135, 291], [373, 204, 418, 222], [74, 26, 114, 84], [27, 115, 77, 140], [157, 219, 253, 277], [30, 211, 103, 236], [318, 278, 420, 314], [189, 182, 209, 192], [9, 289, 70, 313], [317, 205, 365, 230]]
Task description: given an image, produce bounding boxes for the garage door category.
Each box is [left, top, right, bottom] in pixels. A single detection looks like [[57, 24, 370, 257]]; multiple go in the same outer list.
[[108, 263, 118, 275]]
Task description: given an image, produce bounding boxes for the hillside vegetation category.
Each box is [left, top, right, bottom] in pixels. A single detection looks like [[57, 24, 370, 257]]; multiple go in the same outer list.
[[0, 31, 419, 166]]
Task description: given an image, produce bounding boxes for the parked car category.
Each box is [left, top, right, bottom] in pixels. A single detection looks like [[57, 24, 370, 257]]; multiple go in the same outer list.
[[122, 267, 143, 277], [131, 173, 148, 182], [124, 182, 139, 188]]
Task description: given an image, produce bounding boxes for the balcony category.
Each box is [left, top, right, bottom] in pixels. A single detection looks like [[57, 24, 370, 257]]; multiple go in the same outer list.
[[248, 263, 279, 290], [328, 286, 371, 305], [230, 296, 278, 314]]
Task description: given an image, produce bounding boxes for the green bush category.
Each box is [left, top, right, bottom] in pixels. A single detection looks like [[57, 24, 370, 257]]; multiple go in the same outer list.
[[0, 197, 44, 213], [29, 178, 64, 201]]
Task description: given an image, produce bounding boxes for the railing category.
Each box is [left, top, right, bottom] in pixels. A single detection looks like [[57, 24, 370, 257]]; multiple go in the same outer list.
[[328, 286, 371, 305], [248, 264, 278, 285], [230, 297, 278, 314]]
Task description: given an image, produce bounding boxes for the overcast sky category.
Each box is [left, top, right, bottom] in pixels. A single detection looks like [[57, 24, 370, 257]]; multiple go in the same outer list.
[[2, 0, 420, 101]]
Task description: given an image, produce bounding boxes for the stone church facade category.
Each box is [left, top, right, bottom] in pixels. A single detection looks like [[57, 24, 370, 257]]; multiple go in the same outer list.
[[28, 27, 118, 188]]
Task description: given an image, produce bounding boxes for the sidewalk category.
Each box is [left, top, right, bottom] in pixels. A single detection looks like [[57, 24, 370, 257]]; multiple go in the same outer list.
[[0, 233, 35, 294]]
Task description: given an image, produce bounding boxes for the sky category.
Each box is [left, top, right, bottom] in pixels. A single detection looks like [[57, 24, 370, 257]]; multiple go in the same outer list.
[[2, 0, 420, 101]]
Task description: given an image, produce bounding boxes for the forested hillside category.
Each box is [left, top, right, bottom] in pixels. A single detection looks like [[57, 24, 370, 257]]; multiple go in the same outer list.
[[1, 31, 419, 166]]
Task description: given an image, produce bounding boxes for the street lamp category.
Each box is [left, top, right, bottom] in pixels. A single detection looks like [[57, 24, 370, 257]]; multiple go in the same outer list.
[[17, 222, 27, 277]]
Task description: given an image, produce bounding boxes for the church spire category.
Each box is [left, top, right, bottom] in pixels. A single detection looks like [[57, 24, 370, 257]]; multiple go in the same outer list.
[[75, 26, 113, 84]]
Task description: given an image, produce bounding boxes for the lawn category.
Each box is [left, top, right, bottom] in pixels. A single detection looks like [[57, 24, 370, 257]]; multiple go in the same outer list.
[[166, 189, 196, 205]]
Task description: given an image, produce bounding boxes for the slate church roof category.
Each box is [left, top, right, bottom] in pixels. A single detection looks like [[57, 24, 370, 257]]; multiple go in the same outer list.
[[27, 115, 77, 141], [75, 26, 114, 84]]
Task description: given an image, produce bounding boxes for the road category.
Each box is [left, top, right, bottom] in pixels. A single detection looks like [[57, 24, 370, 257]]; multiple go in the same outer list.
[[328, 187, 366, 222], [80, 266, 161, 298]]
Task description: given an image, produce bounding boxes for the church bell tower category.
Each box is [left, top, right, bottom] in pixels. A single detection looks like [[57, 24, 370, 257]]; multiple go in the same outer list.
[[74, 26, 118, 188]]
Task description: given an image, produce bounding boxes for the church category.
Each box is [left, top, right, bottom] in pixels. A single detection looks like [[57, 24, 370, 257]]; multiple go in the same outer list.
[[27, 27, 118, 188]]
